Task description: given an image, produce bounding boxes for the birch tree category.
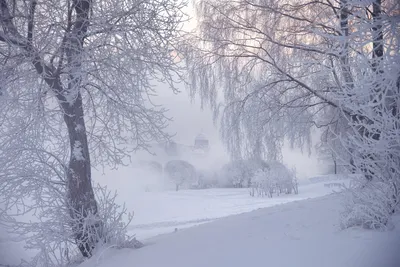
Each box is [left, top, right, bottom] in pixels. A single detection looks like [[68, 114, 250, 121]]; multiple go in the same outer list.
[[184, 0, 400, 226], [337, 1, 400, 228], [0, 0, 186, 259]]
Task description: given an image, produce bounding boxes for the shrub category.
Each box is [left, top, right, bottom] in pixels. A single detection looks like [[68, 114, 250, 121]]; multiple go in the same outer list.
[[341, 176, 399, 230], [1, 184, 137, 267]]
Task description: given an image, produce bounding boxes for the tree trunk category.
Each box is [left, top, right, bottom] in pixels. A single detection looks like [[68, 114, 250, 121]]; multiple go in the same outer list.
[[334, 159, 337, 175], [61, 0, 101, 257], [339, 0, 354, 88], [61, 94, 99, 257], [362, 0, 383, 181], [372, 0, 383, 67], [340, 0, 384, 181]]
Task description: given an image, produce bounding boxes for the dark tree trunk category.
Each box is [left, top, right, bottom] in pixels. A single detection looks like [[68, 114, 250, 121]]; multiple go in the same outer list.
[[362, 0, 383, 181], [339, 1, 359, 177], [334, 159, 337, 175], [339, 0, 384, 181], [372, 0, 383, 66], [60, 94, 99, 258], [339, 0, 354, 87], [61, 0, 101, 257]]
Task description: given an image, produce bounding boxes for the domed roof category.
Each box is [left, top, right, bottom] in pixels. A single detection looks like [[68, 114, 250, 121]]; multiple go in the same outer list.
[[195, 133, 208, 141]]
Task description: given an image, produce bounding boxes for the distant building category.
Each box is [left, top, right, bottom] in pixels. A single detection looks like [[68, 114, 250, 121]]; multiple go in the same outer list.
[[193, 133, 209, 155], [151, 132, 210, 161]]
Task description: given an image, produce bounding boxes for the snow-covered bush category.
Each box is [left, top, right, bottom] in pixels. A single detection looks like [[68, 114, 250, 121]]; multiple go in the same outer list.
[[1, 184, 137, 267], [220, 159, 269, 188], [250, 162, 297, 198], [164, 160, 197, 191], [269, 162, 295, 195], [94, 185, 141, 248], [250, 169, 275, 197], [338, 102, 400, 229], [341, 176, 398, 230], [220, 161, 251, 188]]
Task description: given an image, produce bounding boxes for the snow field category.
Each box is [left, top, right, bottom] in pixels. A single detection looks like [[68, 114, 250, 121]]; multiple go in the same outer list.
[[123, 178, 348, 240], [80, 194, 400, 267]]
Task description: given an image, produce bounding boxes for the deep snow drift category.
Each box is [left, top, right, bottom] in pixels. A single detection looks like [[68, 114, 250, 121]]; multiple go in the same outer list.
[[81, 195, 400, 267]]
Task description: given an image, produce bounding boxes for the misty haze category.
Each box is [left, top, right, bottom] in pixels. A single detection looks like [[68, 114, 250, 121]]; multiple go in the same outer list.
[[0, 0, 399, 267]]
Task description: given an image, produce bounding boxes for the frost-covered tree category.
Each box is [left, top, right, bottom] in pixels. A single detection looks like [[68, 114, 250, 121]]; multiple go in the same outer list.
[[184, 0, 331, 160], [164, 160, 197, 191], [220, 159, 268, 188], [184, 0, 399, 227], [220, 161, 251, 188], [271, 162, 296, 195], [336, 0, 400, 228], [316, 107, 352, 174], [0, 0, 186, 260], [251, 162, 296, 197]]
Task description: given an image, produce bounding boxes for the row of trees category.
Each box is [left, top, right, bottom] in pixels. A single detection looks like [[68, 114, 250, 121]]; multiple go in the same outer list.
[[161, 158, 297, 197], [184, 0, 400, 228]]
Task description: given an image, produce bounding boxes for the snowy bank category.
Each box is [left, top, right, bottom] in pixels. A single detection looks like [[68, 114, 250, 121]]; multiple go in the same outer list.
[[127, 179, 348, 240], [80, 195, 400, 267]]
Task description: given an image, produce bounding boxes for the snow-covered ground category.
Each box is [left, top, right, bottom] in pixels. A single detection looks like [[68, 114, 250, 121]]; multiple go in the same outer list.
[[127, 179, 348, 240], [0, 176, 345, 265], [81, 194, 400, 267], [4, 176, 399, 267]]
